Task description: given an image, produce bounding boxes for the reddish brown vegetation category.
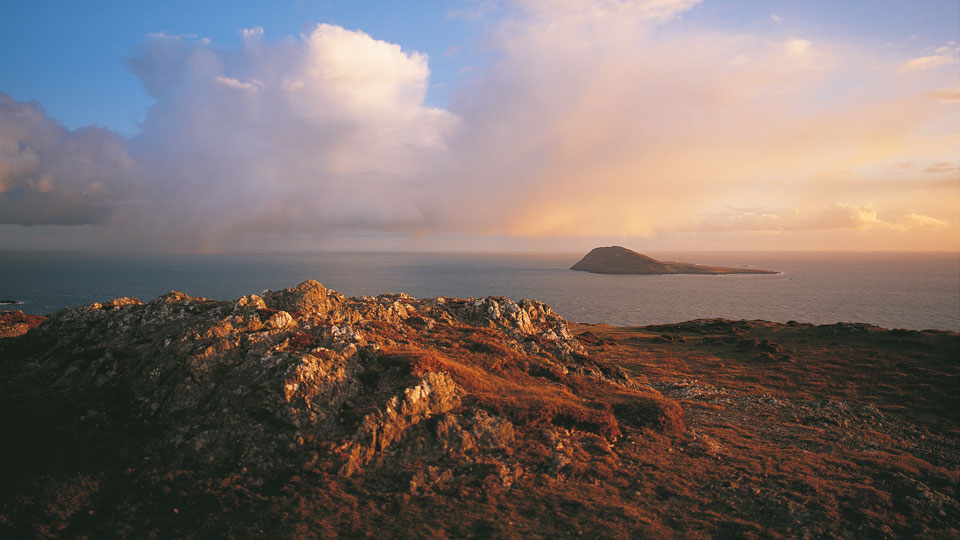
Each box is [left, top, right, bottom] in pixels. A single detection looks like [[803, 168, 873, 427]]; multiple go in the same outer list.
[[379, 342, 630, 441], [573, 320, 959, 538], [0, 310, 46, 338], [388, 317, 687, 441]]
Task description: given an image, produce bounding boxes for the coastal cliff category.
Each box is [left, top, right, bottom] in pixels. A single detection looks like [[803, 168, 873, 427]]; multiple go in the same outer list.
[[571, 246, 778, 274], [0, 282, 957, 538]]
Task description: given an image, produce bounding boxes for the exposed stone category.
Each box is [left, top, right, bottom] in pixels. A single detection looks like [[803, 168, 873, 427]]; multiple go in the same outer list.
[[0, 281, 657, 484], [262, 279, 336, 315], [339, 372, 462, 476]]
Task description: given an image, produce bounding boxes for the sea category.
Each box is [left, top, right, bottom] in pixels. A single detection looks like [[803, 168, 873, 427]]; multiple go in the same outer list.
[[1, 251, 958, 331]]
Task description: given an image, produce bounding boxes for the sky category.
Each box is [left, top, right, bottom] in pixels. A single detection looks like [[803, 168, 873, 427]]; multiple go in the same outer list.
[[1, 0, 958, 253]]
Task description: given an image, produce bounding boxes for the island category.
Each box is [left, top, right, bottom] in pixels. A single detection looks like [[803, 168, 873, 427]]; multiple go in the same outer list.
[[0, 282, 956, 538], [571, 245, 778, 274]]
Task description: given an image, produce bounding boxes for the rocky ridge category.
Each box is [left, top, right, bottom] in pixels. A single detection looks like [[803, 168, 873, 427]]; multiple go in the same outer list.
[[1, 284, 956, 538], [1, 281, 681, 538]]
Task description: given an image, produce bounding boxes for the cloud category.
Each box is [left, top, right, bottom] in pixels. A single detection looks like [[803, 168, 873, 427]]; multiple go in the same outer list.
[[122, 24, 456, 249], [923, 162, 960, 175], [1, 5, 957, 251], [770, 14, 784, 24], [894, 213, 951, 231], [782, 38, 811, 57], [691, 203, 950, 232], [214, 76, 261, 92], [899, 53, 958, 73], [2, 24, 458, 248], [926, 87, 960, 103], [431, 5, 955, 239], [517, 0, 702, 22], [0, 94, 138, 225]]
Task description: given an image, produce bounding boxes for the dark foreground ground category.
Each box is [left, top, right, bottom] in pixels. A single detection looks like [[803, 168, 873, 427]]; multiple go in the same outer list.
[[0, 284, 957, 539]]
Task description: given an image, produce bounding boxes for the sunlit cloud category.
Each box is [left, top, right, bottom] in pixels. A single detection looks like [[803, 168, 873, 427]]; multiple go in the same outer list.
[[1, 0, 958, 251], [214, 76, 261, 92], [691, 203, 951, 233], [925, 87, 960, 103], [899, 52, 958, 72], [433, 5, 956, 241], [894, 213, 951, 231], [923, 162, 960, 175], [122, 24, 456, 249], [517, 0, 702, 22]]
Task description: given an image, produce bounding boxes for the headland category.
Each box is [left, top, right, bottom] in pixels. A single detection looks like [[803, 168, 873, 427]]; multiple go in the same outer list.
[[0, 282, 956, 538]]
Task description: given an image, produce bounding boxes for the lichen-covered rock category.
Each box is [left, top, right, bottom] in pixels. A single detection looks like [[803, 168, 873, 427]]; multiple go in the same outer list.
[[435, 296, 585, 358], [0, 281, 662, 475], [339, 372, 462, 476], [262, 279, 338, 315]]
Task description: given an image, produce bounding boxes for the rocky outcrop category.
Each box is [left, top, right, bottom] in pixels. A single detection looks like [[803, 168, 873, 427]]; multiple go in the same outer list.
[[0, 281, 683, 538], [339, 372, 463, 477]]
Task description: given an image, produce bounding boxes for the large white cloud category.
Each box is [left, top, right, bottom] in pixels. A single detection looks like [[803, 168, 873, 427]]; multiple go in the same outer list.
[[120, 24, 457, 249], [2, 23, 456, 247]]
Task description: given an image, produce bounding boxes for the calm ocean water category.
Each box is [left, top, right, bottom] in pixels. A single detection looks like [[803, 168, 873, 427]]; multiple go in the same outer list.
[[1, 251, 958, 331]]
